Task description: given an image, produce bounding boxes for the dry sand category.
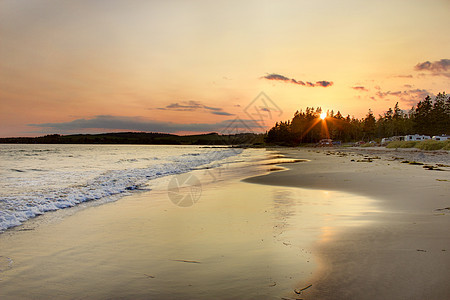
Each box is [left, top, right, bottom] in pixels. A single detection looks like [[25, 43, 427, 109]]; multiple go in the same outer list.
[[245, 147, 450, 300]]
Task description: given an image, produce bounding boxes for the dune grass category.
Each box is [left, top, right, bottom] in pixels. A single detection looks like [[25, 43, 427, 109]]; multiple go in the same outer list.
[[414, 140, 449, 150], [386, 140, 449, 150], [360, 143, 374, 147], [386, 141, 419, 148]]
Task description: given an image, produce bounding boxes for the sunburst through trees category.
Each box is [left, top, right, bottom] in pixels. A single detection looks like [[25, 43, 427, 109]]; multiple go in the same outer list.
[[266, 92, 449, 145]]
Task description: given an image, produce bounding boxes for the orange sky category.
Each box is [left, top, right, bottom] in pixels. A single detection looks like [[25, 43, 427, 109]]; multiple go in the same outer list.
[[1, 0, 449, 137]]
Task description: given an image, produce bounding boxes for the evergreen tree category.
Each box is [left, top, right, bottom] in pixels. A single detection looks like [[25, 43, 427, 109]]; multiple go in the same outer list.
[[413, 95, 433, 134], [363, 109, 376, 140]]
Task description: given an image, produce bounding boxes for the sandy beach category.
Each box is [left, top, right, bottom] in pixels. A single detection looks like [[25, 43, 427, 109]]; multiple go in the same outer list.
[[0, 147, 449, 299], [246, 147, 450, 299]]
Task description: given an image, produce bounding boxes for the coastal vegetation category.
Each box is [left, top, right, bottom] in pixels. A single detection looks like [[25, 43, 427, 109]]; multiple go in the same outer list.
[[386, 139, 450, 150], [265, 92, 449, 145]]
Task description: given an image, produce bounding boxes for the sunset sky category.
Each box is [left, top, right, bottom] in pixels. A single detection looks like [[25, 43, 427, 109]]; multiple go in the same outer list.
[[1, 0, 449, 137]]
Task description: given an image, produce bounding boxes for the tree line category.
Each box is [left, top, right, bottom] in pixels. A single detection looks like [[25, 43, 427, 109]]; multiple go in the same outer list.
[[266, 92, 449, 145], [0, 132, 265, 146]]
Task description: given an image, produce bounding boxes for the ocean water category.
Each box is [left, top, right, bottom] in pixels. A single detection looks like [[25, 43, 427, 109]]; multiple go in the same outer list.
[[0, 144, 245, 231]]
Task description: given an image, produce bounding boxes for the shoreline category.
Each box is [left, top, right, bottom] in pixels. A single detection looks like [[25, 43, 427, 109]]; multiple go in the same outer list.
[[0, 147, 448, 299], [245, 147, 450, 299]]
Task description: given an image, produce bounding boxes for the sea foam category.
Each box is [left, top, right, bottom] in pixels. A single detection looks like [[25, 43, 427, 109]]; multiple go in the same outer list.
[[0, 148, 242, 231]]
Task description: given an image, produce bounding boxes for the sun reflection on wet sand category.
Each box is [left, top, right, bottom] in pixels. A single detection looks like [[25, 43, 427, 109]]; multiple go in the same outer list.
[[0, 165, 380, 299], [318, 226, 336, 243]]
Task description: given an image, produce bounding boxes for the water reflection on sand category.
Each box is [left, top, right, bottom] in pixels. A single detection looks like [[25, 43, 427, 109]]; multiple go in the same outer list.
[[0, 159, 379, 299]]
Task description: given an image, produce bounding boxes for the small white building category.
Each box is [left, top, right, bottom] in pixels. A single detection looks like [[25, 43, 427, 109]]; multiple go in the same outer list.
[[404, 134, 431, 141], [432, 135, 449, 141]]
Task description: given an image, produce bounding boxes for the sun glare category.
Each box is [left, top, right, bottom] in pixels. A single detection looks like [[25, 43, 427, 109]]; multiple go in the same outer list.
[[320, 112, 326, 120]]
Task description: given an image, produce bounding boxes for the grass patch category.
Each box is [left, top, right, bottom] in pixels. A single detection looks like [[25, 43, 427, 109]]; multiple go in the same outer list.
[[386, 139, 449, 150], [414, 139, 450, 150], [386, 141, 418, 148]]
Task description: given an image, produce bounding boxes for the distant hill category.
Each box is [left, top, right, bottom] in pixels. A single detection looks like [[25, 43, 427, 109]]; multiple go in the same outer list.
[[0, 132, 265, 146]]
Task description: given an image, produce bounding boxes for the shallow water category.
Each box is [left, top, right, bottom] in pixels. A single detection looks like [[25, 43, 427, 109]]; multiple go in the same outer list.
[[0, 155, 379, 299], [0, 144, 249, 231]]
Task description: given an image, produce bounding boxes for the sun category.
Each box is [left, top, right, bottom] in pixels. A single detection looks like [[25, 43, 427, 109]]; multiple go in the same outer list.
[[320, 112, 327, 120]]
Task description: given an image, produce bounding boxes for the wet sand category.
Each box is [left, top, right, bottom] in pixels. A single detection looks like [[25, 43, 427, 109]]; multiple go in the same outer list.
[[245, 147, 450, 299]]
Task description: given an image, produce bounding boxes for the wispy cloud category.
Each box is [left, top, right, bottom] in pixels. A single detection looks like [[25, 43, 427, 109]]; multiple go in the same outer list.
[[414, 59, 450, 77], [374, 88, 433, 106], [157, 100, 233, 116], [262, 73, 333, 87], [394, 74, 413, 78], [160, 100, 220, 111], [29, 115, 261, 134], [212, 111, 233, 116], [203, 105, 221, 111], [352, 86, 368, 91], [264, 74, 290, 81]]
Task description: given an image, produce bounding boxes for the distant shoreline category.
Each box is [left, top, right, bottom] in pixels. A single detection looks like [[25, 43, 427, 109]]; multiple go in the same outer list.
[[0, 132, 265, 146]]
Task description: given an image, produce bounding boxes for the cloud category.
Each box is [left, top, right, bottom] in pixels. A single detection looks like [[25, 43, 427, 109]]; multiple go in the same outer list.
[[315, 80, 333, 87], [352, 86, 368, 91], [164, 102, 199, 111], [203, 105, 222, 111], [263, 73, 290, 81], [414, 59, 450, 77], [376, 91, 388, 98], [394, 74, 413, 78], [161, 100, 221, 111], [415, 59, 450, 72], [29, 115, 260, 134], [373, 88, 433, 106], [404, 89, 433, 105], [261, 73, 333, 87], [212, 111, 233, 116], [291, 79, 306, 85], [157, 100, 232, 115]]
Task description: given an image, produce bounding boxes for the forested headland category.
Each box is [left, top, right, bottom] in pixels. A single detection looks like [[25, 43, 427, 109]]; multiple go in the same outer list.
[[266, 92, 449, 145]]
